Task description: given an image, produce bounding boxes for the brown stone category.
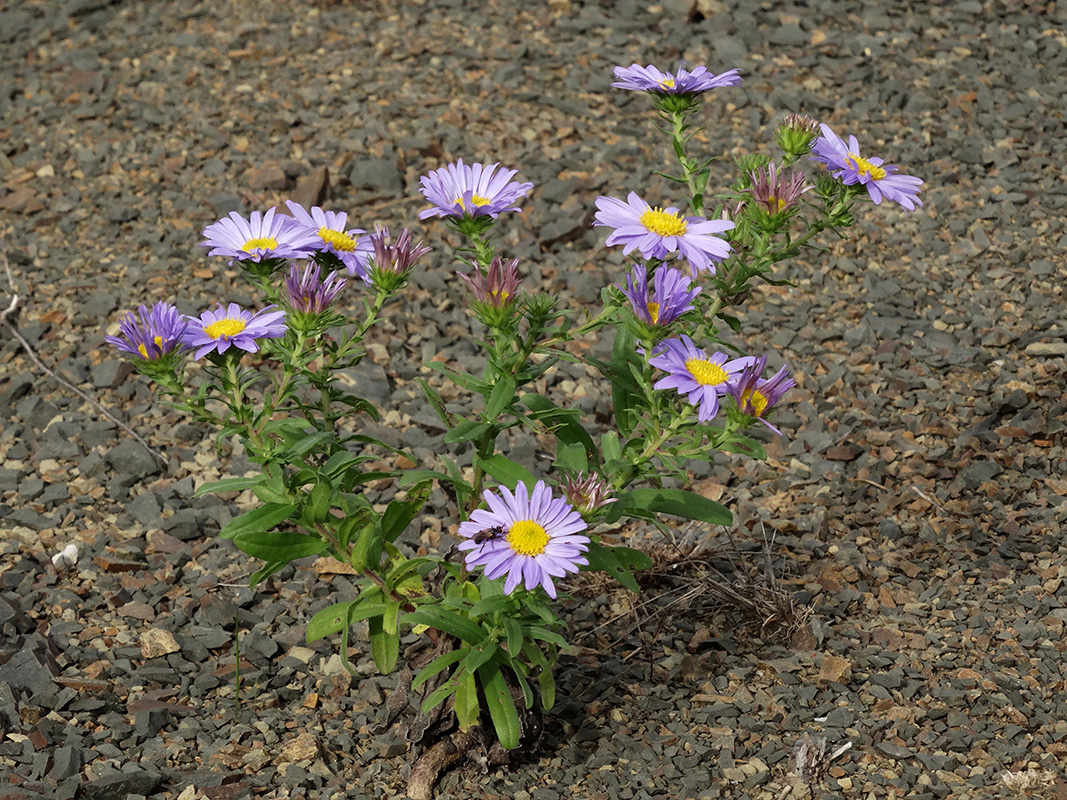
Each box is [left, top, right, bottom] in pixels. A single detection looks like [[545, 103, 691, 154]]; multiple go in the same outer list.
[[140, 628, 181, 659], [0, 186, 43, 214], [275, 731, 319, 764], [119, 601, 156, 621], [247, 162, 287, 190], [290, 166, 329, 209], [818, 654, 851, 684]]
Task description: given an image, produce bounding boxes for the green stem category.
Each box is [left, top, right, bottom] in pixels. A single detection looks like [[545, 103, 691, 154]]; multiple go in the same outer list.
[[669, 109, 706, 216]]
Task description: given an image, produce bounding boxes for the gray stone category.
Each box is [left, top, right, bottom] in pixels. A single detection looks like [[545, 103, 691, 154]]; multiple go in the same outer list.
[[348, 158, 402, 193], [48, 745, 83, 781], [105, 440, 162, 481], [82, 770, 165, 800], [824, 707, 854, 728], [960, 460, 1002, 489], [135, 708, 172, 738], [91, 359, 134, 389], [125, 490, 162, 527], [0, 633, 61, 699], [0, 372, 34, 410], [17, 476, 44, 500]]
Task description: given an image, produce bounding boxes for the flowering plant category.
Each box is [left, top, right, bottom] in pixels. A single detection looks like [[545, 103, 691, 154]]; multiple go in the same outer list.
[[105, 61, 921, 792]]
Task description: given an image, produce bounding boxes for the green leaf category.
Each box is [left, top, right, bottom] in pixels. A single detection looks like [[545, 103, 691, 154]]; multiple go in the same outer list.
[[719, 313, 742, 333], [428, 361, 487, 394], [322, 451, 362, 479], [192, 477, 260, 498], [381, 487, 429, 543], [582, 540, 649, 592], [521, 395, 598, 464], [251, 472, 290, 505], [369, 615, 399, 674], [218, 503, 298, 541], [469, 595, 515, 618], [444, 420, 491, 444], [600, 431, 622, 464], [402, 607, 485, 645], [503, 618, 523, 658], [522, 641, 555, 711], [349, 521, 382, 571], [554, 441, 589, 475], [460, 640, 500, 676], [610, 327, 641, 437], [624, 488, 732, 526], [279, 430, 335, 459], [454, 672, 481, 730], [412, 647, 468, 690], [304, 480, 333, 525], [421, 676, 461, 715], [248, 560, 287, 589], [232, 530, 328, 562], [306, 600, 354, 644], [477, 454, 536, 490], [526, 625, 567, 649], [381, 601, 401, 636], [485, 375, 517, 420], [478, 662, 521, 750], [416, 377, 458, 427], [718, 437, 767, 460]]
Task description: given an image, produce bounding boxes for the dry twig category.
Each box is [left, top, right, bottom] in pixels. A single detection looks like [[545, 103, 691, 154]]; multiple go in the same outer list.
[[0, 244, 169, 467]]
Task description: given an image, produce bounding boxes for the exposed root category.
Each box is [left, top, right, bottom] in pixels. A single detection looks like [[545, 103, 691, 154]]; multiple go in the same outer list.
[[406, 728, 478, 800]]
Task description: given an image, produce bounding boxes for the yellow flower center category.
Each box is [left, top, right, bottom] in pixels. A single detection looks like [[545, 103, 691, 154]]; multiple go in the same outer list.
[[204, 317, 247, 340], [506, 519, 550, 557], [318, 227, 356, 252], [640, 207, 688, 237], [646, 301, 660, 324], [768, 196, 787, 213], [741, 388, 769, 417], [658, 77, 676, 89], [846, 153, 887, 181], [136, 335, 165, 360], [242, 236, 278, 252], [454, 194, 492, 209], [684, 357, 729, 386]]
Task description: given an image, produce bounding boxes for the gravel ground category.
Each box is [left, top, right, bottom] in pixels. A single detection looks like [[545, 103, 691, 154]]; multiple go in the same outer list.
[[2, 0, 1067, 798]]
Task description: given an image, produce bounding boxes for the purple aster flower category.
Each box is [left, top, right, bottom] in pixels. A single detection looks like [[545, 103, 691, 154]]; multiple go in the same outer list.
[[809, 124, 924, 211], [594, 192, 734, 276], [727, 355, 796, 435], [418, 159, 534, 220], [776, 112, 820, 158], [559, 472, 617, 521], [744, 162, 811, 216], [105, 302, 189, 361], [283, 200, 373, 280], [200, 208, 319, 264], [457, 481, 590, 599], [182, 303, 287, 360], [611, 63, 742, 95], [285, 262, 345, 314], [456, 256, 522, 309], [649, 335, 755, 423], [367, 226, 432, 289], [619, 264, 701, 326]]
